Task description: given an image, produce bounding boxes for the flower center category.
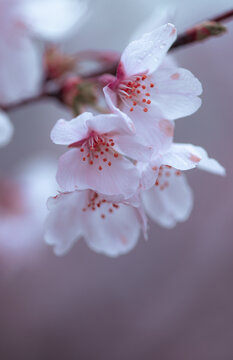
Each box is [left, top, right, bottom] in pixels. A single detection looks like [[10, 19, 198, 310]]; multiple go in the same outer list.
[[118, 74, 154, 113], [78, 134, 119, 171], [153, 165, 182, 191], [82, 191, 120, 219]]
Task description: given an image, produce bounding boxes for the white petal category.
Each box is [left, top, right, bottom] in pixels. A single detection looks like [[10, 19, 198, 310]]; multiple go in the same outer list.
[[50, 113, 92, 145], [120, 23, 177, 78], [20, 0, 89, 41], [0, 111, 14, 147], [149, 68, 202, 120], [85, 203, 141, 257], [164, 143, 226, 175], [142, 172, 193, 228], [57, 148, 140, 198], [45, 191, 86, 255]]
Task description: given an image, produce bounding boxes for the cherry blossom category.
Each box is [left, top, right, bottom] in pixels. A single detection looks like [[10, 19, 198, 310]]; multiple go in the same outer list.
[[0, 110, 14, 147], [138, 143, 225, 228], [51, 112, 153, 197], [103, 24, 202, 150], [45, 190, 147, 257], [0, 0, 88, 105]]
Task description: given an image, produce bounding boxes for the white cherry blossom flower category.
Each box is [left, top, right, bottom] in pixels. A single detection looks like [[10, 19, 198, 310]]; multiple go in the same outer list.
[[51, 112, 153, 198], [139, 143, 225, 228], [103, 24, 202, 150], [45, 189, 147, 257]]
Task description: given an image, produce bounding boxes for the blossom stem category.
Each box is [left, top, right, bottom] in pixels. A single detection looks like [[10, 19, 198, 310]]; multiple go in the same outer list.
[[171, 9, 233, 50]]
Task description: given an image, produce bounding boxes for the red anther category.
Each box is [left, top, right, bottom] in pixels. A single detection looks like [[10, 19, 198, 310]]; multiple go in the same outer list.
[[133, 101, 137, 106], [144, 108, 148, 112], [87, 153, 90, 158], [130, 108, 134, 112], [175, 171, 181, 176], [147, 100, 151, 104], [136, 77, 140, 81], [142, 85, 146, 90], [105, 148, 109, 152], [145, 93, 150, 96], [155, 180, 159, 186], [108, 208, 113, 213], [137, 90, 141, 94], [82, 157, 86, 161], [114, 153, 118, 158], [103, 158, 107, 162], [95, 154, 99, 158], [150, 83, 154, 88], [106, 143, 110, 147], [80, 148, 84, 152], [111, 142, 115, 146], [100, 151, 104, 155], [142, 98, 146, 103], [101, 214, 106, 219], [98, 166, 102, 171], [108, 161, 112, 166], [113, 204, 119, 209], [142, 75, 147, 80], [128, 95, 132, 99], [92, 207, 96, 211], [89, 160, 93, 165]]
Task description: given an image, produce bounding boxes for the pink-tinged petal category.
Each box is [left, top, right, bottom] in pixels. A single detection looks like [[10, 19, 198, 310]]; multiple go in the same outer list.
[[163, 143, 226, 175], [45, 191, 86, 255], [50, 112, 92, 145], [142, 173, 193, 228], [147, 68, 202, 120], [56, 148, 140, 198], [103, 86, 136, 133], [113, 134, 153, 162], [189, 146, 226, 176], [86, 113, 134, 136], [0, 110, 14, 147], [122, 106, 174, 154], [162, 143, 202, 170], [154, 68, 202, 96], [137, 159, 161, 190], [85, 203, 142, 257], [120, 23, 177, 78], [151, 93, 201, 120]]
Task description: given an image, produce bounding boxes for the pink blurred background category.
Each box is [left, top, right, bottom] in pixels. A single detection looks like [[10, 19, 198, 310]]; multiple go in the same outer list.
[[0, 0, 233, 359]]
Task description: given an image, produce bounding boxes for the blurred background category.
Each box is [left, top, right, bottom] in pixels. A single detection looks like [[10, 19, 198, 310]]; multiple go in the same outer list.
[[0, 0, 233, 359]]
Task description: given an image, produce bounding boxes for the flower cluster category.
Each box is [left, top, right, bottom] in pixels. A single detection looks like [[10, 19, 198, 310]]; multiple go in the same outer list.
[[45, 24, 225, 257]]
